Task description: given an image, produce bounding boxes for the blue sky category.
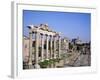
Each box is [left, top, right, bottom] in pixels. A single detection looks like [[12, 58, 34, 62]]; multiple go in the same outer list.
[[23, 10, 91, 42]]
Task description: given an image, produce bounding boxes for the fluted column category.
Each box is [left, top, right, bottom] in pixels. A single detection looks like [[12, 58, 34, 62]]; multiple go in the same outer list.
[[58, 35, 61, 58], [50, 35, 53, 59], [41, 34, 44, 61], [34, 32, 40, 69], [46, 34, 49, 60], [28, 29, 33, 69]]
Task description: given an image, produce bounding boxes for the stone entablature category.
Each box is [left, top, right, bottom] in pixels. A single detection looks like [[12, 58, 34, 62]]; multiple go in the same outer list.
[[28, 24, 59, 36]]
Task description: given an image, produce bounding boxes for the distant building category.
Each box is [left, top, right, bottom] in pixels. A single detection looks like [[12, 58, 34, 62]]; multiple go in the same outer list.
[[71, 37, 82, 45]]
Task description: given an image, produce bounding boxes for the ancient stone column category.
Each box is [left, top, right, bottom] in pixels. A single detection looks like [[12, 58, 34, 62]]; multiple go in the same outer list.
[[34, 32, 40, 69], [53, 36, 56, 59], [58, 35, 61, 58], [41, 33, 44, 61], [50, 35, 53, 59], [46, 34, 49, 60], [53, 35, 57, 68], [28, 29, 33, 69]]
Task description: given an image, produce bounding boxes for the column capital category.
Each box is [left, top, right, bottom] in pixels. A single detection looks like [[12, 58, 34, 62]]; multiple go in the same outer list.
[[53, 35, 57, 38], [34, 31, 38, 34], [29, 29, 32, 34], [40, 33, 43, 35], [40, 33, 44, 38], [29, 32, 32, 34], [50, 35, 53, 38], [45, 34, 48, 36]]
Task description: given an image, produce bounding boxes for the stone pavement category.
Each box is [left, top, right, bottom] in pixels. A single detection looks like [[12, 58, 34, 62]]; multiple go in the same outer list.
[[64, 51, 91, 67], [64, 51, 80, 67]]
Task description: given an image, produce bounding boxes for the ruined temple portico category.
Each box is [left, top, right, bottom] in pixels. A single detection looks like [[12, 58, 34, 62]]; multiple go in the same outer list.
[[27, 24, 61, 69]]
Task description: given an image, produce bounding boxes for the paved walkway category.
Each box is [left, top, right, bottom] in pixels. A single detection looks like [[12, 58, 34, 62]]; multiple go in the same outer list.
[[64, 52, 90, 67], [73, 54, 90, 66]]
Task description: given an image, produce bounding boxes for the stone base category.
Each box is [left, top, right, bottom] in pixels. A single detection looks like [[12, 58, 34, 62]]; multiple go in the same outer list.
[[34, 64, 40, 69], [46, 59, 49, 60], [28, 65, 34, 69], [54, 63, 57, 68], [56, 60, 64, 67]]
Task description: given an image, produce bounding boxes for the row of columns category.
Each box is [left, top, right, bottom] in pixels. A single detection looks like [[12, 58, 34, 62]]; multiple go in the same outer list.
[[28, 29, 61, 69], [41, 34, 61, 60]]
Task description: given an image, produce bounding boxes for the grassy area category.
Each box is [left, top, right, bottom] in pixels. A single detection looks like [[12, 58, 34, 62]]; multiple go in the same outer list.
[[39, 58, 61, 68]]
